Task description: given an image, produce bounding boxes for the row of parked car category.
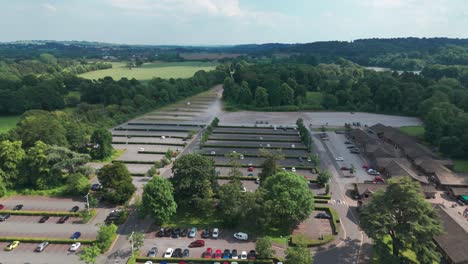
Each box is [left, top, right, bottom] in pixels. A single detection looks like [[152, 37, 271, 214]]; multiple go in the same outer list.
[[156, 227, 222, 239], [152, 246, 257, 260], [0, 205, 79, 222], [4, 233, 82, 253]]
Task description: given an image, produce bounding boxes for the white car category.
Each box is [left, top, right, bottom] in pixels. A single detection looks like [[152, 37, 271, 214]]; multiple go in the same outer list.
[[335, 157, 344, 161], [139, 147, 145, 151], [210, 151, 216, 155], [241, 186, 247, 192], [164, 248, 173, 258], [212, 228, 219, 239], [145, 262, 153, 264], [291, 167, 296, 172], [240, 251, 248, 259], [233, 232, 248, 241], [69, 242, 81, 252], [240, 155, 244, 160]]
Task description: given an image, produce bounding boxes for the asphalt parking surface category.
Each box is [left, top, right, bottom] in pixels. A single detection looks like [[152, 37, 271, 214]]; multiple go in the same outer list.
[[0, 196, 84, 212], [0, 242, 84, 264], [215, 166, 317, 180], [200, 147, 309, 157]]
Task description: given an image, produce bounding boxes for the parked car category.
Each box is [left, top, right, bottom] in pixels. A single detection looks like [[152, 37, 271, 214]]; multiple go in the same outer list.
[[347, 146, 356, 149], [183, 248, 190, 258], [0, 213, 11, 221], [70, 232, 81, 240], [164, 227, 173, 237], [156, 228, 165, 237], [340, 166, 350, 170], [39, 216, 49, 223], [202, 248, 213, 258], [69, 242, 81, 252], [212, 228, 219, 239], [223, 249, 231, 258], [189, 240, 205, 248], [172, 228, 180, 238], [58, 215, 70, 224], [210, 151, 216, 155], [344, 141, 352, 144], [201, 228, 211, 238], [0, 204, 4, 210], [335, 157, 344, 161], [70, 206, 80, 212], [291, 167, 296, 172], [188, 227, 197, 238], [91, 183, 102, 191], [180, 227, 188, 237], [164, 248, 174, 258], [147, 247, 158, 257], [13, 204, 23, 211], [247, 173, 254, 177], [255, 178, 260, 184], [231, 249, 238, 259], [315, 213, 332, 219], [350, 150, 360, 154], [362, 164, 370, 169], [35, 241, 49, 252], [214, 249, 222, 259], [233, 232, 248, 240], [247, 250, 257, 260], [247, 166, 254, 172], [172, 248, 182, 258], [5, 241, 20, 251], [240, 251, 248, 260]]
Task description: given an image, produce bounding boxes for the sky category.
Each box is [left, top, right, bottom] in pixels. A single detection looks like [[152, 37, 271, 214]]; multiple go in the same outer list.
[[0, 0, 467, 45]]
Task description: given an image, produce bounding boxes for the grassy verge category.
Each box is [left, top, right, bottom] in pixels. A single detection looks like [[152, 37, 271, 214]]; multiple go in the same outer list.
[[0, 115, 20, 133], [371, 236, 435, 264], [0, 210, 80, 217], [5, 186, 67, 197], [399, 126, 425, 138], [165, 211, 223, 228], [453, 159, 468, 173]]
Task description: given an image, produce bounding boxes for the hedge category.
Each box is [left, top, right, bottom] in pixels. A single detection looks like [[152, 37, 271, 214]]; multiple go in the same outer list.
[[314, 199, 329, 204], [112, 141, 185, 146], [217, 176, 257, 180], [315, 205, 340, 235], [136, 257, 273, 263], [131, 173, 146, 177], [314, 195, 332, 200], [0, 210, 81, 217], [202, 144, 306, 150], [0, 237, 95, 244], [137, 151, 167, 155]]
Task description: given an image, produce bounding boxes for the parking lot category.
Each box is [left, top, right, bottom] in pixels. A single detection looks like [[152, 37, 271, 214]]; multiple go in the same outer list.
[[140, 228, 255, 260], [0, 242, 85, 264]]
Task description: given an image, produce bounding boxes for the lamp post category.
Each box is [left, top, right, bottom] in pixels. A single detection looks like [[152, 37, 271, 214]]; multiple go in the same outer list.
[[84, 193, 90, 209]]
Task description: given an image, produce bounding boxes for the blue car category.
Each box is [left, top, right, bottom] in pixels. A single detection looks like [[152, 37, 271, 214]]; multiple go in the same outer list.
[[71, 232, 81, 240]]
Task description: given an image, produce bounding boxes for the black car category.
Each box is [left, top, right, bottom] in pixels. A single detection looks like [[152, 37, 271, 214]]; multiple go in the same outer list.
[[231, 249, 238, 259], [247, 250, 257, 260], [57, 215, 70, 223], [156, 228, 165, 237], [172, 248, 183, 258], [201, 228, 211, 238], [172, 228, 180, 238], [164, 227, 173, 237], [180, 228, 188, 237], [70, 206, 79, 212], [0, 213, 10, 221], [13, 204, 23, 211], [39, 216, 49, 223], [347, 146, 357, 149], [315, 213, 332, 219], [183, 248, 190, 258], [223, 249, 231, 259]]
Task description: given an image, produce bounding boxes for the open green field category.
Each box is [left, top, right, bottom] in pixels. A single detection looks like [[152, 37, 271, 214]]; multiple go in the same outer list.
[[399, 125, 425, 138], [79, 61, 218, 81], [0, 115, 20, 133], [453, 159, 468, 173]]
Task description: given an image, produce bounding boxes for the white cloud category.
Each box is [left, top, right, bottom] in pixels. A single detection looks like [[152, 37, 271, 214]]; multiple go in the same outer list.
[[42, 3, 57, 12]]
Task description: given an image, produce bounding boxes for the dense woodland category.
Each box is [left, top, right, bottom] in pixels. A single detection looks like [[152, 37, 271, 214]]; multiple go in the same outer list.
[[223, 60, 468, 159]]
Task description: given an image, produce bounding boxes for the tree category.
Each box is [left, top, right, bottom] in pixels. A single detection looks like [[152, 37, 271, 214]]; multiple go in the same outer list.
[[238, 83, 253, 105], [171, 154, 217, 212], [285, 244, 313, 264], [66, 173, 90, 196], [97, 162, 135, 204], [360, 177, 442, 263], [225, 152, 242, 180], [79, 244, 101, 264], [317, 170, 331, 186], [254, 87, 269, 107], [218, 180, 245, 227], [258, 149, 284, 183], [141, 177, 177, 224], [46, 146, 90, 174], [128, 231, 145, 251], [90, 128, 113, 160], [263, 171, 314, 225], [96, 223, 118, 252], [18, 141, 50, 189], [255, 237, 275, 258], [280, 83, 295, 105], [0, 140, 25, 187]]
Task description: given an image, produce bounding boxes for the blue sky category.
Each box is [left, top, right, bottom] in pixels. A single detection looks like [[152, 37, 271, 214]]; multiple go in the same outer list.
[[0, 0, 467, 45]]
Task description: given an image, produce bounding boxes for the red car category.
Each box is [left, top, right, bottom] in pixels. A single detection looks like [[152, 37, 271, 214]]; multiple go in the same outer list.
[[202, 251, 212, 259], [214, 249, 222, 259], [189, 240, 205, 248], [340, 166, 350, 170], [0, 204, 4, 210], [247, 166, 254, 172], [362, 164, 369, 169]]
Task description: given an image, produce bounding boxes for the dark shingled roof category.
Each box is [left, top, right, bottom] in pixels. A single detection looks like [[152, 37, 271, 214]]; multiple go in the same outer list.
[[434, 206, 468, 264], [355, 183, 388, 196], [384, 160, 429, 184]]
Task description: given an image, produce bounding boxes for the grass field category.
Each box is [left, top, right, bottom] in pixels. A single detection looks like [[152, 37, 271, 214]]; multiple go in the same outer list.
[[0, 115, 20, 133], [399, 125, 425, 138], [79, 61, 218, 81], [453, 160, 468, 173]]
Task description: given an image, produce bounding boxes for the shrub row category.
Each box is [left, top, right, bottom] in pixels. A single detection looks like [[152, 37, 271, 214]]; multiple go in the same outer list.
[[314, 199, 329, 204], [208, 137, 301, 143], [113, 160, 154, 165], [201, 117, 220, 144], [138, 151, 167, 155], [0, 210, 81, 217], [0, 237, 95, 244], [202, 144, 307, 150], [112, 141, 186, 146], [136, 257, 272, 264], [212, 130, 299, 136], [114, 127, 193, 132], [131, 173, 146, 177], [297, 118, 312, 151], [314, 195, 332, 200], [127, 122, 201, 127], [214, 163, 315, 170], [217, 176, 257, 180]]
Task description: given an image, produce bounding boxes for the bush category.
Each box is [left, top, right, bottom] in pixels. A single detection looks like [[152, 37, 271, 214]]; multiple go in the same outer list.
[[65, 173, 90, 196], [96, 223, 118, 253], [81, 209, 97, 224]]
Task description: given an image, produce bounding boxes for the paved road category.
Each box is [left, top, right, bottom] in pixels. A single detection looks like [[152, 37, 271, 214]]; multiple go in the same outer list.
[[309, 128, 372, 264]]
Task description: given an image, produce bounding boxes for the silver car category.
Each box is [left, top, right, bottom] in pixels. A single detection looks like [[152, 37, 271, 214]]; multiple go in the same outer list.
[[35, 241, 49, 252]]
